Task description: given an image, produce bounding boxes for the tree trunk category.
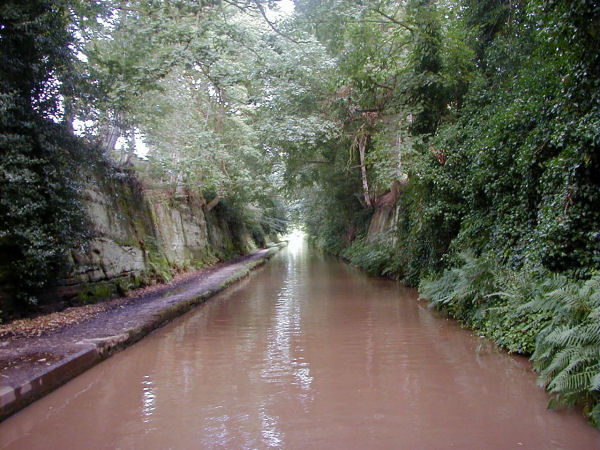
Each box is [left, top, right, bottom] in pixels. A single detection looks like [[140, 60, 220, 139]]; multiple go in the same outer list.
[[101, 123, 120, 156], [205, 193, 221, 212], [123, 128, 136, 165], [358, 134, 372, 207]]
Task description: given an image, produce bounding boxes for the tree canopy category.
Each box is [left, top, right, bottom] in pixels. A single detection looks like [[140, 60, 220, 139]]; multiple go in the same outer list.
[[1, 0, 599, 425]]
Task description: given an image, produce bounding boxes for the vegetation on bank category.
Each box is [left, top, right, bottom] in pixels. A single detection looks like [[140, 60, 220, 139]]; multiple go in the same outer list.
[[293, 0, 599, 425], [421, 256, 599, 424], [1, 0, 598, 425]]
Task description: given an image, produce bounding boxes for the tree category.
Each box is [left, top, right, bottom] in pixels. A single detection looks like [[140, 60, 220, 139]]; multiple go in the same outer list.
[[0, 0, 97, 313]]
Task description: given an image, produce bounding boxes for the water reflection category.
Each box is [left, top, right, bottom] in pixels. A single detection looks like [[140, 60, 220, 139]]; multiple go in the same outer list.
[[259, 404, 284, 447], [141, 375, 156, 424]]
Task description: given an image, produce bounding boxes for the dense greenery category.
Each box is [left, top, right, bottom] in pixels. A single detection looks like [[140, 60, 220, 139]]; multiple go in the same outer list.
[[421, 261, 599, 424], [1, 0, 598, 425], [0, 0, 96, 312], [0, 0, 291, 316], [289, 0, 599, 424]]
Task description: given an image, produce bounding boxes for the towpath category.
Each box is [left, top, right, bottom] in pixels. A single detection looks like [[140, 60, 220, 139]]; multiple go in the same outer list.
[[0, 244, 284, 420]]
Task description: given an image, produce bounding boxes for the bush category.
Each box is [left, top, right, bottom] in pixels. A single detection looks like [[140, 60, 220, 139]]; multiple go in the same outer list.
[[341, 233, 402, 278], [420, 254, 599, 426], [526, 274, 600, 426], [419, 252, 498, 327], [0, 0, 91, 317]]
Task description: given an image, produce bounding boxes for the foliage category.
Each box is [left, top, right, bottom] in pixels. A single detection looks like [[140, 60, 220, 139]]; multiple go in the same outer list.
[[1, 0, 293, 316], [303, 165, 368, 255], [296, 0, 599, 274], [0, 0, 97, 315], [527, 274, 600, 426], [78, 0, 298, 231], [480, 268, 554, 354], [421, 255, 599, 425], [341, 232, 402, 278], [420, 252, 498, 326], [297, 4, 600, 428]]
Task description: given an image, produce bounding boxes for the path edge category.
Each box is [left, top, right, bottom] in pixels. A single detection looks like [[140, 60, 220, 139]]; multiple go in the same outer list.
[[0, 242, 286, 421]]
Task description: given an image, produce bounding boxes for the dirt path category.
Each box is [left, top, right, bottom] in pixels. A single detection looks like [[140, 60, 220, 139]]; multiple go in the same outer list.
[[0, 245, 283, 420]]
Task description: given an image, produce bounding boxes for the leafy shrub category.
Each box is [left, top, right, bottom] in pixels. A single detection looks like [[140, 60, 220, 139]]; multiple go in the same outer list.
[[340, 233, 401, 278], [526, 274, 600, 426], [419, 252, 498, 326], [420, 255, 599, 426], [0, 1, 92, 317], [481, 268, 554, 354]]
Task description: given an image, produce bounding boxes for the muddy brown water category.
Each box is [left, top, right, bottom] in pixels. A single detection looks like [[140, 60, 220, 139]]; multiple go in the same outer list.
[[1, 241, 598, 449]]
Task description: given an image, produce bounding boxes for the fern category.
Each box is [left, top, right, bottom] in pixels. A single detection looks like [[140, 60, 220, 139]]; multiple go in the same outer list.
[[341, 232, 404, 279], [420, 254, 599, 426], [529, 274, 600, 427], [419, 251, 498, 326]]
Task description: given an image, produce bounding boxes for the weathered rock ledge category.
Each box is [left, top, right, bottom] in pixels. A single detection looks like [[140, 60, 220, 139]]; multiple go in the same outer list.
[[0, 243, 285, 421]]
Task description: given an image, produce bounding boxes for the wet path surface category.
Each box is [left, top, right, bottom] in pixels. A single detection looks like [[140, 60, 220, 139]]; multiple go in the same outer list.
[[1, 241, 597, 448]]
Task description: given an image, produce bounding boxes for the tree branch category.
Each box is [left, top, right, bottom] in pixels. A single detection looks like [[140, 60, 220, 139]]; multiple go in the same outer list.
[[305, 160, 331, 164], [371, 8, 415, 34], [251, 0, 302, 45]]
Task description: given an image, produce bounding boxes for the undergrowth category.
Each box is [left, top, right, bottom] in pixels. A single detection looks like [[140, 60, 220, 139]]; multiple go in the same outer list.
[[420, 254, 599, 427], [340, 232, 405, 279], [527, 274, 600, 426]]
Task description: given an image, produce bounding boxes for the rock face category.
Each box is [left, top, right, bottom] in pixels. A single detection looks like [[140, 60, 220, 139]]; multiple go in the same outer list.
[[45, 170, 261, 305], [367, 205, 397, 238]]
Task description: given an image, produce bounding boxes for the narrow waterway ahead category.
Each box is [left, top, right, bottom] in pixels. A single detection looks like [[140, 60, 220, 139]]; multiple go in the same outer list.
[[1, 241, 597, 449]]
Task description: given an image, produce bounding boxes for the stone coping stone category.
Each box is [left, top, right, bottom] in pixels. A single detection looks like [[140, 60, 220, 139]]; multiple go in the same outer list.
[[0, 243, 286, 421]]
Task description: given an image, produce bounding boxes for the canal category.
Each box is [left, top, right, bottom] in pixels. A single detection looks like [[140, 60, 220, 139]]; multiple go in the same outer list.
[[1, 240, 597, 448]]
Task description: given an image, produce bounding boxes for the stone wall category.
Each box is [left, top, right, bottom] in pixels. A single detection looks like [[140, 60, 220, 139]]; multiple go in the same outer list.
[[44, 170, 261, 305]]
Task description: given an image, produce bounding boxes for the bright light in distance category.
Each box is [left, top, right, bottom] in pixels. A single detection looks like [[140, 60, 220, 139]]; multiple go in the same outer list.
[[134, 130, 149, 159], [266, 0, 294, 21], [284, 228, 305, 253]]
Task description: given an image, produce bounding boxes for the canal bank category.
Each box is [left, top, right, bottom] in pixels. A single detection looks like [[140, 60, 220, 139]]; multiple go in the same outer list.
[[1, 240, 597, 449], [0, 243, 286, 421]]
